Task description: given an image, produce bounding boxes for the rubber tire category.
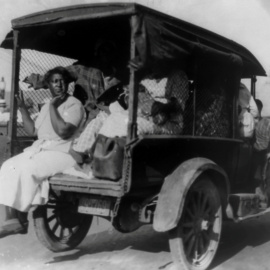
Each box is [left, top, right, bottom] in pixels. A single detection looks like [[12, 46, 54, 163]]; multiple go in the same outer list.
[[33, 205, 93, 252], [169, 177, 222, 270]]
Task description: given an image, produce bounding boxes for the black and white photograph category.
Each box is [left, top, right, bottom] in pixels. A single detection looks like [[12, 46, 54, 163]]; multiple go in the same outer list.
[[0, 1, 270, 269]]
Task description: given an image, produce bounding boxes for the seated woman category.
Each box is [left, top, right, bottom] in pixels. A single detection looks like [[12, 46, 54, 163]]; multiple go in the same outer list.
[[99, 69, 189, 137], [0, 66, 85, 238]]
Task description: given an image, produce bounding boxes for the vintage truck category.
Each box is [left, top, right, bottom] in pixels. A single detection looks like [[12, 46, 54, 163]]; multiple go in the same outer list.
[[0, 3, 268, 270]]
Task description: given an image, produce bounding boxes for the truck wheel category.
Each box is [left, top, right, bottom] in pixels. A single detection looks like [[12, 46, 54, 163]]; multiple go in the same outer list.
[[169, 177, 222, 270], [33, 190, 92, 252]]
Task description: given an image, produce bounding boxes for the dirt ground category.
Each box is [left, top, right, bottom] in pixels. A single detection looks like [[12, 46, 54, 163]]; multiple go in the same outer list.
[[1, 205, 270, 270]]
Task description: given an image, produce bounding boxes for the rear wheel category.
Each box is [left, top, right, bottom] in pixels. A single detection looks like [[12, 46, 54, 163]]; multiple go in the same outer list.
[[169, 177, 222, 270], [33, 190, 92, 252]]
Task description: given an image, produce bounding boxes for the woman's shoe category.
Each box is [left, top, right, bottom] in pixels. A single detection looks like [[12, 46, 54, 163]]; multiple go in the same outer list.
[[0, 218, 28, 238]]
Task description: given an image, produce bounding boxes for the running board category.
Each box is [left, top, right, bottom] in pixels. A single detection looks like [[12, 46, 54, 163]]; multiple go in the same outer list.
[[236, 207, 270, 221], [227, 193, 270, 222]]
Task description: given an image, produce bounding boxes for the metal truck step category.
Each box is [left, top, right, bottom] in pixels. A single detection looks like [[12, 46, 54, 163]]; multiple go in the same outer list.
[[229, 193, 261, 218]]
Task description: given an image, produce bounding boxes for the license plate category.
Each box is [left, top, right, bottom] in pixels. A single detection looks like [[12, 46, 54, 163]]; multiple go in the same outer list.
[[78, 196, 112, 216]]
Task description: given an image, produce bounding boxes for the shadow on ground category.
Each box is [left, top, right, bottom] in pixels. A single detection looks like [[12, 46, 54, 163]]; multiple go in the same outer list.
[[47, 225, 170, 265], [212, 215, 270, 268], [46, 215, 270, 269]]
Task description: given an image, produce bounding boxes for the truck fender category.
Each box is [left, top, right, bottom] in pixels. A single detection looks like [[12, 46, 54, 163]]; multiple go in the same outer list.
[[153, 157, 229, 232]]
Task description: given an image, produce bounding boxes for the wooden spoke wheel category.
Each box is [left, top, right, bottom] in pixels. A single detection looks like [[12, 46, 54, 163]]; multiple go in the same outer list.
[[33, 190, 92, 252], [169, 178, 222, 270]]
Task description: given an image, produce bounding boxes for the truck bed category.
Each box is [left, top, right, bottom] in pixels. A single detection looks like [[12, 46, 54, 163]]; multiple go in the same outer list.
[[49, 174, 123, 197]]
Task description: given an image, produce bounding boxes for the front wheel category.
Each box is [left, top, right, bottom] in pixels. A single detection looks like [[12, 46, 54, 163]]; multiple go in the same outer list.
[[169, 177, 222, 270], [33, 190, 93, 252]]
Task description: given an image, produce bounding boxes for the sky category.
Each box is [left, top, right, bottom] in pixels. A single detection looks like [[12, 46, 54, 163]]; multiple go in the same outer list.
[[1, 0, 270, 113]]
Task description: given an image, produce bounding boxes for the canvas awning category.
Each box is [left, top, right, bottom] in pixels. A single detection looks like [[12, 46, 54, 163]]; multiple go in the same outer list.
[[0, 2, 265, 77]]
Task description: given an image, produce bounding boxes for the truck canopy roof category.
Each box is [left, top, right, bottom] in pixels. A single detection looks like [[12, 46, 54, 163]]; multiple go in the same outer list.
[[0, 2, 266, 77]]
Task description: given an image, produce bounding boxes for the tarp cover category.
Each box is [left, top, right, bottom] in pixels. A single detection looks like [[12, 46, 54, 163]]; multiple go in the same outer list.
[[0, 2, 265, 77]]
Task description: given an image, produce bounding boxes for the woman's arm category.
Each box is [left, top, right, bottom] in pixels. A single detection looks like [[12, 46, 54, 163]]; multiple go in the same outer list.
[[49, 96, 77, 140], [16, 92, 36, 136]]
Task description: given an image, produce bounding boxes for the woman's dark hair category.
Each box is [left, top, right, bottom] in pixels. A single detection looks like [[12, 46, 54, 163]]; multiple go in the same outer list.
[[44, 66, 72, 86]]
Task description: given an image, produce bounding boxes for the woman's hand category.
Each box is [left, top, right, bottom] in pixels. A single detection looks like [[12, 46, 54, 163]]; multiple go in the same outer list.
[[50, 94, 68, 108], [15, 90, 26, 109], [49, 95, 77, 139]]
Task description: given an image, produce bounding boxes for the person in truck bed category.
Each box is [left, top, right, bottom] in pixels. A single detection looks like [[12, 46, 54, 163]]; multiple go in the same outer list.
[[0, 66, 85, 238], [62, 68, 189, 179], [24, 40, 122, 123], [253, 99, 270, 207], [98, 68, 189, 137]]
